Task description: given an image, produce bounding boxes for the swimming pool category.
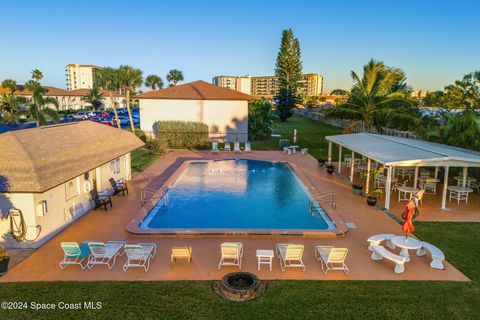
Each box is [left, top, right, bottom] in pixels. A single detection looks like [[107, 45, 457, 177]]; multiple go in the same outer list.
[[139, 160, 334, 231]]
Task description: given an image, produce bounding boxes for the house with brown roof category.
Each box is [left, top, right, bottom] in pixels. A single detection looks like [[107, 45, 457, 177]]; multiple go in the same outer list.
[[0, 121, 144, 248], [135, 80, 253, 142]]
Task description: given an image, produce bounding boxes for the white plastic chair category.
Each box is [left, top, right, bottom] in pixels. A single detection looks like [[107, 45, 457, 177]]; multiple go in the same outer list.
[[276, 243, 306, 272], [218, 242, 243, 269]]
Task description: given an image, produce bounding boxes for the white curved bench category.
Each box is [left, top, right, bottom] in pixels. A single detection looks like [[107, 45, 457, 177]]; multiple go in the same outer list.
[[371, 245, 407, 274], [416, 241, 445, 270], [367, 234, 396, 251]]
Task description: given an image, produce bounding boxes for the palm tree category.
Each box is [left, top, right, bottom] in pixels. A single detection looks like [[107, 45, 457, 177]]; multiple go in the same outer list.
[[1, 79, 18, 94], [83, 86, 104, 111], [31, 69, 43, 81], [145, 74, 164, 90], [166, 69, 184, 87], [0, 94, 27, 123], [24, 73, 59, 127], [117, 65, 143, 132], [328, 59, 418, 132], [96, 67, 121, 128]]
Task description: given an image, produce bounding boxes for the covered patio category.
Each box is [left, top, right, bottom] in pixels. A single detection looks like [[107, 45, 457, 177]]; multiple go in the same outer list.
[[326, 133, 480, 218]]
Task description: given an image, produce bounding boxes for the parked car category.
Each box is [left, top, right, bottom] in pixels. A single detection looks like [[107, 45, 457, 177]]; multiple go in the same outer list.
[[68, 112, 90, 120], [94, 111, 109, 118]]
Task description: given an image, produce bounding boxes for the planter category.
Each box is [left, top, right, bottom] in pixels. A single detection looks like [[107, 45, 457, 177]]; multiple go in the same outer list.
[[326, 167, 334, 174], [352, 185, 363, 195], [0, 257, 10, 276], [366, 197, 377, 206], [318, 159, 326, 167]]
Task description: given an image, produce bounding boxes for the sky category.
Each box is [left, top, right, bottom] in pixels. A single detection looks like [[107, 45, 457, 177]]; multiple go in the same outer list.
[[0, 0, 479, 92]]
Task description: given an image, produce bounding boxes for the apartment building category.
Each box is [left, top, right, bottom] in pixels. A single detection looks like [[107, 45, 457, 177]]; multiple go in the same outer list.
[[212, 75, 251, 95], [66, 64, 102, 90], [411, 89, 430, 99]]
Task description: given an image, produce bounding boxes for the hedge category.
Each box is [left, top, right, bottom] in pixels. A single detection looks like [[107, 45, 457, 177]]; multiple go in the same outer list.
[[154, 120, 209, 148]]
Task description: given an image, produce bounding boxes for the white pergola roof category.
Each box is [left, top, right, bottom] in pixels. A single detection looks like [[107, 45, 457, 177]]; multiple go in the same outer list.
[[326, 133, 480, 167]]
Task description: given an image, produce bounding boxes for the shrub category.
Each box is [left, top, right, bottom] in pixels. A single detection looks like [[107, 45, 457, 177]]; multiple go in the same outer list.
[[133, 129, 147, 143], [154, 121, 209, 149], [145, 138, 167, 155], [248, 100, 274, 140], [0, 246, 8, 261]]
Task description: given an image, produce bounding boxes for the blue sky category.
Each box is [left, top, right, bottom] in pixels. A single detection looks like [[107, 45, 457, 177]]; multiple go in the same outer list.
[[0, 0, 479, 92]]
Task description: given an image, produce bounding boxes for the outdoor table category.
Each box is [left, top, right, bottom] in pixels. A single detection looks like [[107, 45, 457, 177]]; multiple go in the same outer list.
[[395, 167, 415, 179], [448, 186, 474, 204], [99, 189, 114, 197], [417, 176, 440, 188], [390, 236, 422, 262], [256, 249, 274, 271], [397, 186, 420, 201], [289, 145, 299, 153], [375, 175, 398, 187]]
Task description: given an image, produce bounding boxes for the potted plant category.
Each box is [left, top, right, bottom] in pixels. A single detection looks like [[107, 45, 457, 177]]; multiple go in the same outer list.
[[325, 164, 335, 174], [360, 166, 384, 206], [0, 246, 9, 276], [318, 159, 326, 167], [352, 184, 363, 195], [366, 189, 382, 206]]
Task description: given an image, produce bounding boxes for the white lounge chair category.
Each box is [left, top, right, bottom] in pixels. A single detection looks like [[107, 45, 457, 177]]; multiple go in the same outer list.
[[218, 242, 243, 269], [245, 142, 251, 152], [371, 245, 407, 274], [212, 142, 219, 153], [234, 142, 240, 153], [416, 241, 445, 270], [87, 241, 123, 270], [59, 242, 90, 269], [123, 243, 156, 272], [367, 234, 396, 251], [276, 243, 306, 272], [137, 242, 157, 258], [315, 246, 349, 275], [224, 142, 231, 152]]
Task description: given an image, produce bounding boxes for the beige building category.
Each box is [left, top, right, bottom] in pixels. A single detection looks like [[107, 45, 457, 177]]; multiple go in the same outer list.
[[212, 76, 251, 95], [0, 86, 125, 110], [411, 89, 430, 99], [136, 80, 252, 142], [0, 121, 143, 248], [66, 64, 102, 90], [215, 73, 323, 99]]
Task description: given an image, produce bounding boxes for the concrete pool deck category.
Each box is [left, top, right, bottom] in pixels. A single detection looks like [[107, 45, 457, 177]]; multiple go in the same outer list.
[[0, 150, 470, 282]]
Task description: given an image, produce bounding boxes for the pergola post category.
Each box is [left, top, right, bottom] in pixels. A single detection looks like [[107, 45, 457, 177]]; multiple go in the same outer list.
[[385, 166, 392, 210], [327, 141, 332, 164], [462, 167, 468, 187], [338, 146, 342, 174], [434, 166, 439, 179], [350, 151, 355, 183], [414, 167, 419, 188], [441, 166, 450, 210], [366, 158, 371, 194]]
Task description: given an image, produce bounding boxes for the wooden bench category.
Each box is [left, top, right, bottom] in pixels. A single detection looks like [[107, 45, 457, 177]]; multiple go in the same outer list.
[[371, 245, 407, 274], [416, 241, 445, 270], [367, 234, 395, 251]]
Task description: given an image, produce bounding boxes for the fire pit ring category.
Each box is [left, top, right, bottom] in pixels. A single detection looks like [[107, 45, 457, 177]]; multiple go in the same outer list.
[[213, 272, 266, 302]]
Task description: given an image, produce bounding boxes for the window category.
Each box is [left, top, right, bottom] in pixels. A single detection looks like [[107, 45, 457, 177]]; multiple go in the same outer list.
[[110, 158, 121, 174], [65, 177, 80, 200], [37, 200, 48, 216]]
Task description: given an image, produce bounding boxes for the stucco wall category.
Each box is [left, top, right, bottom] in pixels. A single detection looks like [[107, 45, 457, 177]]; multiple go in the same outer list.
[[139, 99, 249, 142], [0, 153, 131, 249]]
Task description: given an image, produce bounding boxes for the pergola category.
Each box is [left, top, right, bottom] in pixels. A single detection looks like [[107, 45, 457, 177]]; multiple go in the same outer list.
[[325, 133, 480, 210]]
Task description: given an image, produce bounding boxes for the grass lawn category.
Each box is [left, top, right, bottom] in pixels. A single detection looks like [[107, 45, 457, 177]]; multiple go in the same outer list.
[[252, 114, 342, 160], [130, 148, 160, 173], [0, 222, 478, 319]]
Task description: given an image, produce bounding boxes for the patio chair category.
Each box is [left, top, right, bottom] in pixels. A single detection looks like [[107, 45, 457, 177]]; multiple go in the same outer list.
[[224, 142, 231, 152], [420, 171, 430, 177], [107, 240, 127, 256], [59, 242, 90, 269], [234, 142, 241, 153], [218, 242, 243, 270], [87, 241, 123, 269], [109, 178, 128, 196], [413, 189, 425, 206], [315, 246, 349, 275], [392, 180, 408, 193], [276, 243, 306, 272], [123, 243, 156, 272], [469, 181, 479, 193], [211, 141, 219, 153], [89, 189, 112, 211], [245, 142, 251, 152], [171, 246, 192, 263], [422, 178, 437, 194]]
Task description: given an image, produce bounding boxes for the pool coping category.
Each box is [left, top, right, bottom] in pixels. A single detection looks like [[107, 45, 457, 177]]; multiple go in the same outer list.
[[125, 158, 349, 237]]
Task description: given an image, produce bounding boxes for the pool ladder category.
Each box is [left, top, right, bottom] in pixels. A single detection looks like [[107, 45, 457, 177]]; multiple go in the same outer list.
[[141, 186, 169, 207], [309, 191, 336, 214]]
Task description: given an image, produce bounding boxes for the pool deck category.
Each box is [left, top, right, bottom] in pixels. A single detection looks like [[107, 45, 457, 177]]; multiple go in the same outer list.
[[0, 150, 469, 282]]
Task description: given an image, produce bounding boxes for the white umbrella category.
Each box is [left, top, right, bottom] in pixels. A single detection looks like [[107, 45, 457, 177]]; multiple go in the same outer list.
[[293, 129, 297, 143]]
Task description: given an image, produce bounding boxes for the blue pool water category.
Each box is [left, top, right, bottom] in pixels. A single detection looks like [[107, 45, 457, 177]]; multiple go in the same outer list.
[[140, 160, 333, 231]]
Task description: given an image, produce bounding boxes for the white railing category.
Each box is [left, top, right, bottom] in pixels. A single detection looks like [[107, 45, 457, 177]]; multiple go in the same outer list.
[[141, 185, 168, 206], [310, 191, 336, 211]]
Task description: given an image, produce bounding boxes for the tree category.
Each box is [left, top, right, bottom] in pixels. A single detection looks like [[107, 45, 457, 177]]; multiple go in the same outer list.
[[443, 71, 480, 110], [31, 69, 43, 81], [24, 70, 59, 127], [275, 28, 303, 122], [1, 79, 18, 94], [96, 67, 121, 128], [248, 100, 275, 140], [117, 65, 143, 132], [83, 86, 104, 111], [145, 74, 164, 90], [328, 59, 418, 132], [0, 94, 27, 123], [166, 69, 184, 87]]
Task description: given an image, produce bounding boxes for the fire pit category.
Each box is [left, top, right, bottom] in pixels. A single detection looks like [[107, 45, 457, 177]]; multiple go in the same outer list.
[[213, 272, 266, 302]]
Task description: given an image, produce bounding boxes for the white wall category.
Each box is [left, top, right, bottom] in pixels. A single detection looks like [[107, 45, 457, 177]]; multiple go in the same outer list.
[[0, 153, 131, 249], [139, 99, 249, 142]]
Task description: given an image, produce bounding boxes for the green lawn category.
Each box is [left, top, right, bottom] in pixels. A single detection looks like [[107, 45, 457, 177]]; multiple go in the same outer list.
[[130, 148, 159, 173], [0, 222, 478, 319], [252, 114, 343, 160]]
